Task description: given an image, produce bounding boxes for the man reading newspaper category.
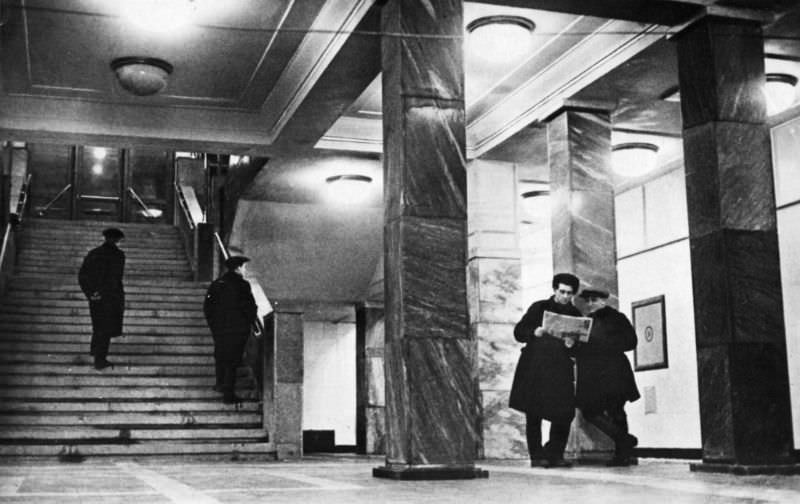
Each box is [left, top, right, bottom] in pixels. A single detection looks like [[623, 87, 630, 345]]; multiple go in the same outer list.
[[542, 310, 593, 346]]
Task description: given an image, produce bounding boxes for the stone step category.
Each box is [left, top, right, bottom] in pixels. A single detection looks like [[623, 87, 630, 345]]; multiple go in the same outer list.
[[0, 363, 218, 376], [1, 297, 202, 309], [0, 332, 212, 346], [0, 386, 256, 401], [25, 218, 180, 232], [0, 352, 214, 365], [14, 267, 192, 278], [0, 410, 261, 426], [0, 399, 260, 414], [19, 257, 190, 268], [0, 441, 275, 458], [1, 305, 204, 318], [0, 374, 218, 387], [0, 341, 211, 354], [0, 426, 267, 442], [5, 290, 205, 302], [8, 278, 207, 291], [0, 322, 210, 335], [0, 313, 207, 327]]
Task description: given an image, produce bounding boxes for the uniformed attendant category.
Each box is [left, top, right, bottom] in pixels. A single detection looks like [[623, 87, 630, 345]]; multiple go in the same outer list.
[[510, 272, 581, 468], [575, 287, 640, 466], [203, 256, 257, 404], [78, 227, 126, 370]]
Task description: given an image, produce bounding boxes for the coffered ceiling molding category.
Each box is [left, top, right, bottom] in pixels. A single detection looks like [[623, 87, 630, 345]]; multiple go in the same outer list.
[[314, 116, 382, 152], [259, 0, 374, 144], [466, 19, 664, 158]]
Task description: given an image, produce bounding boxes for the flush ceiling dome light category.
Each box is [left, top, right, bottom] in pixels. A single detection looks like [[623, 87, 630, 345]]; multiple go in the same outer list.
[[765, 73, 798, 116], [325, 174, 373, 205], [466, 15, 535, 65], [612, 143, 660, 178], [111, 57, 173, 96]]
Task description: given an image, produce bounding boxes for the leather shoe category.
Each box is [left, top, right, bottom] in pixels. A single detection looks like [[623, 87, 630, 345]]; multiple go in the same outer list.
[[544, 458, 572, 468], [94, 359, 113, 370], [606, 457, 633, 467], [223, 394, 241, 404], [530, 458, 548, 468]]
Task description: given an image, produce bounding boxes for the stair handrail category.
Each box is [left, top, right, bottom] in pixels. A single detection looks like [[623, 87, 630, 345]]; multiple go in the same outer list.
[[1, 173, 32, 295], [174, 182, 196, 231], [127, 187, 159, 219], [212, 231, 265, 337], [36, 182, 70, 217]]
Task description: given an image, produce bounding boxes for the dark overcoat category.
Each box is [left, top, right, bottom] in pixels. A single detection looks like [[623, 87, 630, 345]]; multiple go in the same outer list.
[[203, 271, 257, 365], [509, 296, 582, 423], [78, 242, 125, 338], [575, 306, 640, 412]]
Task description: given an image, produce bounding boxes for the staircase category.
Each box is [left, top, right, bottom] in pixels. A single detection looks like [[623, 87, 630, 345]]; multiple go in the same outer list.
[[0, 218, 273, 459]]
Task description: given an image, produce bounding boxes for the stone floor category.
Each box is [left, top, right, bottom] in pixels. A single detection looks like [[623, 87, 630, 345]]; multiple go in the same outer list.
[[1, 456, 799, 503]]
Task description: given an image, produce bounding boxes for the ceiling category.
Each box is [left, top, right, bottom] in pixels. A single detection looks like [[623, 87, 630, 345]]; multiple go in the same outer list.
[[2, 0, 800, 306]]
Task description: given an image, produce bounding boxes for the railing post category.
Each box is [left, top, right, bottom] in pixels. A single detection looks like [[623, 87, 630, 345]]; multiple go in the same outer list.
[[196, 222, 214, 282]]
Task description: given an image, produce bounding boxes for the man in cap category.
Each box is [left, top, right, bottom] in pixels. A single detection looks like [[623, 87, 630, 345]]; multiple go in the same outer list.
[[78, 227, 126, 370], [203, 256, 257, 404], [575, 287, 640, 466], [509, 272, 582, 468]]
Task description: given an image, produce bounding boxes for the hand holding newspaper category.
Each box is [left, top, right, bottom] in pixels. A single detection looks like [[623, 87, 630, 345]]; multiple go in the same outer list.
[[542, 311, 593, 343]]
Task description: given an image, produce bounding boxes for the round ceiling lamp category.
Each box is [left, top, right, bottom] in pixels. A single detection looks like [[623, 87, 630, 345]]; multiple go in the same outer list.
[[111, 57, 174, 96], [765, 73, 798, 116], [612, 142, 660, 178], [325, 174, 373, 205], [466, 15, 535, 65]]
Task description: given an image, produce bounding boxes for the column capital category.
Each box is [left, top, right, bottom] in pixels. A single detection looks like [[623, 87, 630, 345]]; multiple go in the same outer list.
[[545, 99, 616, 123]]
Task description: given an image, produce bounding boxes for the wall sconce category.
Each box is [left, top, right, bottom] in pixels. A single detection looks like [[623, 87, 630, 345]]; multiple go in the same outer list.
[[467, 15, 535, 64], [612, 142, 659, 177], [765, 73, 798, 116], [111, 57, 174, 96], [325, 174, 373, 205]]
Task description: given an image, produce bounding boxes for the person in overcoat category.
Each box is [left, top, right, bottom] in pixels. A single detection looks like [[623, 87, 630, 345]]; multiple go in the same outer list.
[[575, 287, 640, 466], [510, 272, 581, 468], [203, 256, 257, 404], [78, 227, 125, 370]]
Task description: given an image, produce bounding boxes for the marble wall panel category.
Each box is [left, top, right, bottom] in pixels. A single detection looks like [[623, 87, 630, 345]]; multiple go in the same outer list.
[[689, 232, 734, 346], [275, 311, 303, 384], [366, 406, 387, 455], [728, 343, 793, 463], [388, 217, 469, 340], [695, 346, 735, 462], [382, 0, 463, 101], [467, 259, 522, 324], [274, 382, 303, 448], [367, 356, 385, 407], [683, 123, 722, 239], [676, 17, 766, 129], [474, 322, 519, 392], [406, 337, 479, 465], [383, 332, 409, 463], [481, 389, 527, 459], [383, 103, 466, 219]]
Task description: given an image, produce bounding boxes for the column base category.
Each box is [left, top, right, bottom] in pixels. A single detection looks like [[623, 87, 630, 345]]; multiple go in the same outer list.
[[690, 462, 800, 475], [373, 464, 489, 480]]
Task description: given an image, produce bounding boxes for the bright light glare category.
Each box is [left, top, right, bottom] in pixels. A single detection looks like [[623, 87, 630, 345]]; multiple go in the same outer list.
[[325, 175, 373, 206], [765, 77, 798, 116], [120, 0, 198, 35], [468, 22, 533, 65], [91, 163, 104, 176], [612, 144, 659, 178]]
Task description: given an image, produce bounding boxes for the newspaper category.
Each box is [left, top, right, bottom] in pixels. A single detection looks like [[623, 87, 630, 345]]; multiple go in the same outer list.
[[542, 310, 593, 342]]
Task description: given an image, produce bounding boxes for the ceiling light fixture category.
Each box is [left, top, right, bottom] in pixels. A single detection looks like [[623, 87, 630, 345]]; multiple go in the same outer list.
[[612, 142, 659, 178], [111, 57, 173, 96], [325, 174, 373, 205], [466, 15, 535, 65], [765, 73, 798, 116]]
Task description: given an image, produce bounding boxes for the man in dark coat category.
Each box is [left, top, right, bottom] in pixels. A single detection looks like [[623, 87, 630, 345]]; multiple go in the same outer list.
[[510, 272, 581, 468], [78, 227, 125, 370], [203, 256, 257, 404], [575, 287, 640, 466]]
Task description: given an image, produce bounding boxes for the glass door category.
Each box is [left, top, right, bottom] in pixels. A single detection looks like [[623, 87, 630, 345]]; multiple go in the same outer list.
[[125, 148, 173, 223], [75, 146, 122, 221]]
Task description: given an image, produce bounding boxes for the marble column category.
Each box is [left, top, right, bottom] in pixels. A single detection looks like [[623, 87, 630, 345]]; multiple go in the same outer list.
[[547, 107, 618, 462], [375, 0, 485, 480], [466, 160, 525, 458], [356, 303, 386, 455], [676, 16, 795, 472], [269, 303, 304, 459]]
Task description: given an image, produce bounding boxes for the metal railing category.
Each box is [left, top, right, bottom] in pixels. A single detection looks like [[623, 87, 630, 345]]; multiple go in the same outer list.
[[127, 187, 160, 219], [35, 182, 71, 217], [1, 173, 32, 295]]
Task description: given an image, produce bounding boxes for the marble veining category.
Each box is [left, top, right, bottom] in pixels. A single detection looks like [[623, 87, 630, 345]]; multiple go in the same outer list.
[[481, 390, 527, 459], [475, 322, 519, 391], [467, 259, 522, 324]]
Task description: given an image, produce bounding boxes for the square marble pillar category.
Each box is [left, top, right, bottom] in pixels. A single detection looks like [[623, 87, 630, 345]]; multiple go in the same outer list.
[[269, 303, 304, 460], [356, 302, 386, 455], [466, 160, 525, 459], [375, 0, 486, 480], [547, 108, 618, 462], [676, 16, 795, 471]]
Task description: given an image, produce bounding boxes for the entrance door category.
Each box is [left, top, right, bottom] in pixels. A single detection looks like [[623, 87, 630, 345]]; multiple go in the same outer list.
[[75, 146, 123, 221]]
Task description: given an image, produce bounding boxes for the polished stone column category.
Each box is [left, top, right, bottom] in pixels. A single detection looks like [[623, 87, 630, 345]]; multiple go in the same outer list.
[[375, 0, 485, 480], [676, 16, 795, 472], [269, 303, 304, 459], [466, 160, 525, 458], [547, 107, 618, 462], [356, 303, 386, 455]]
